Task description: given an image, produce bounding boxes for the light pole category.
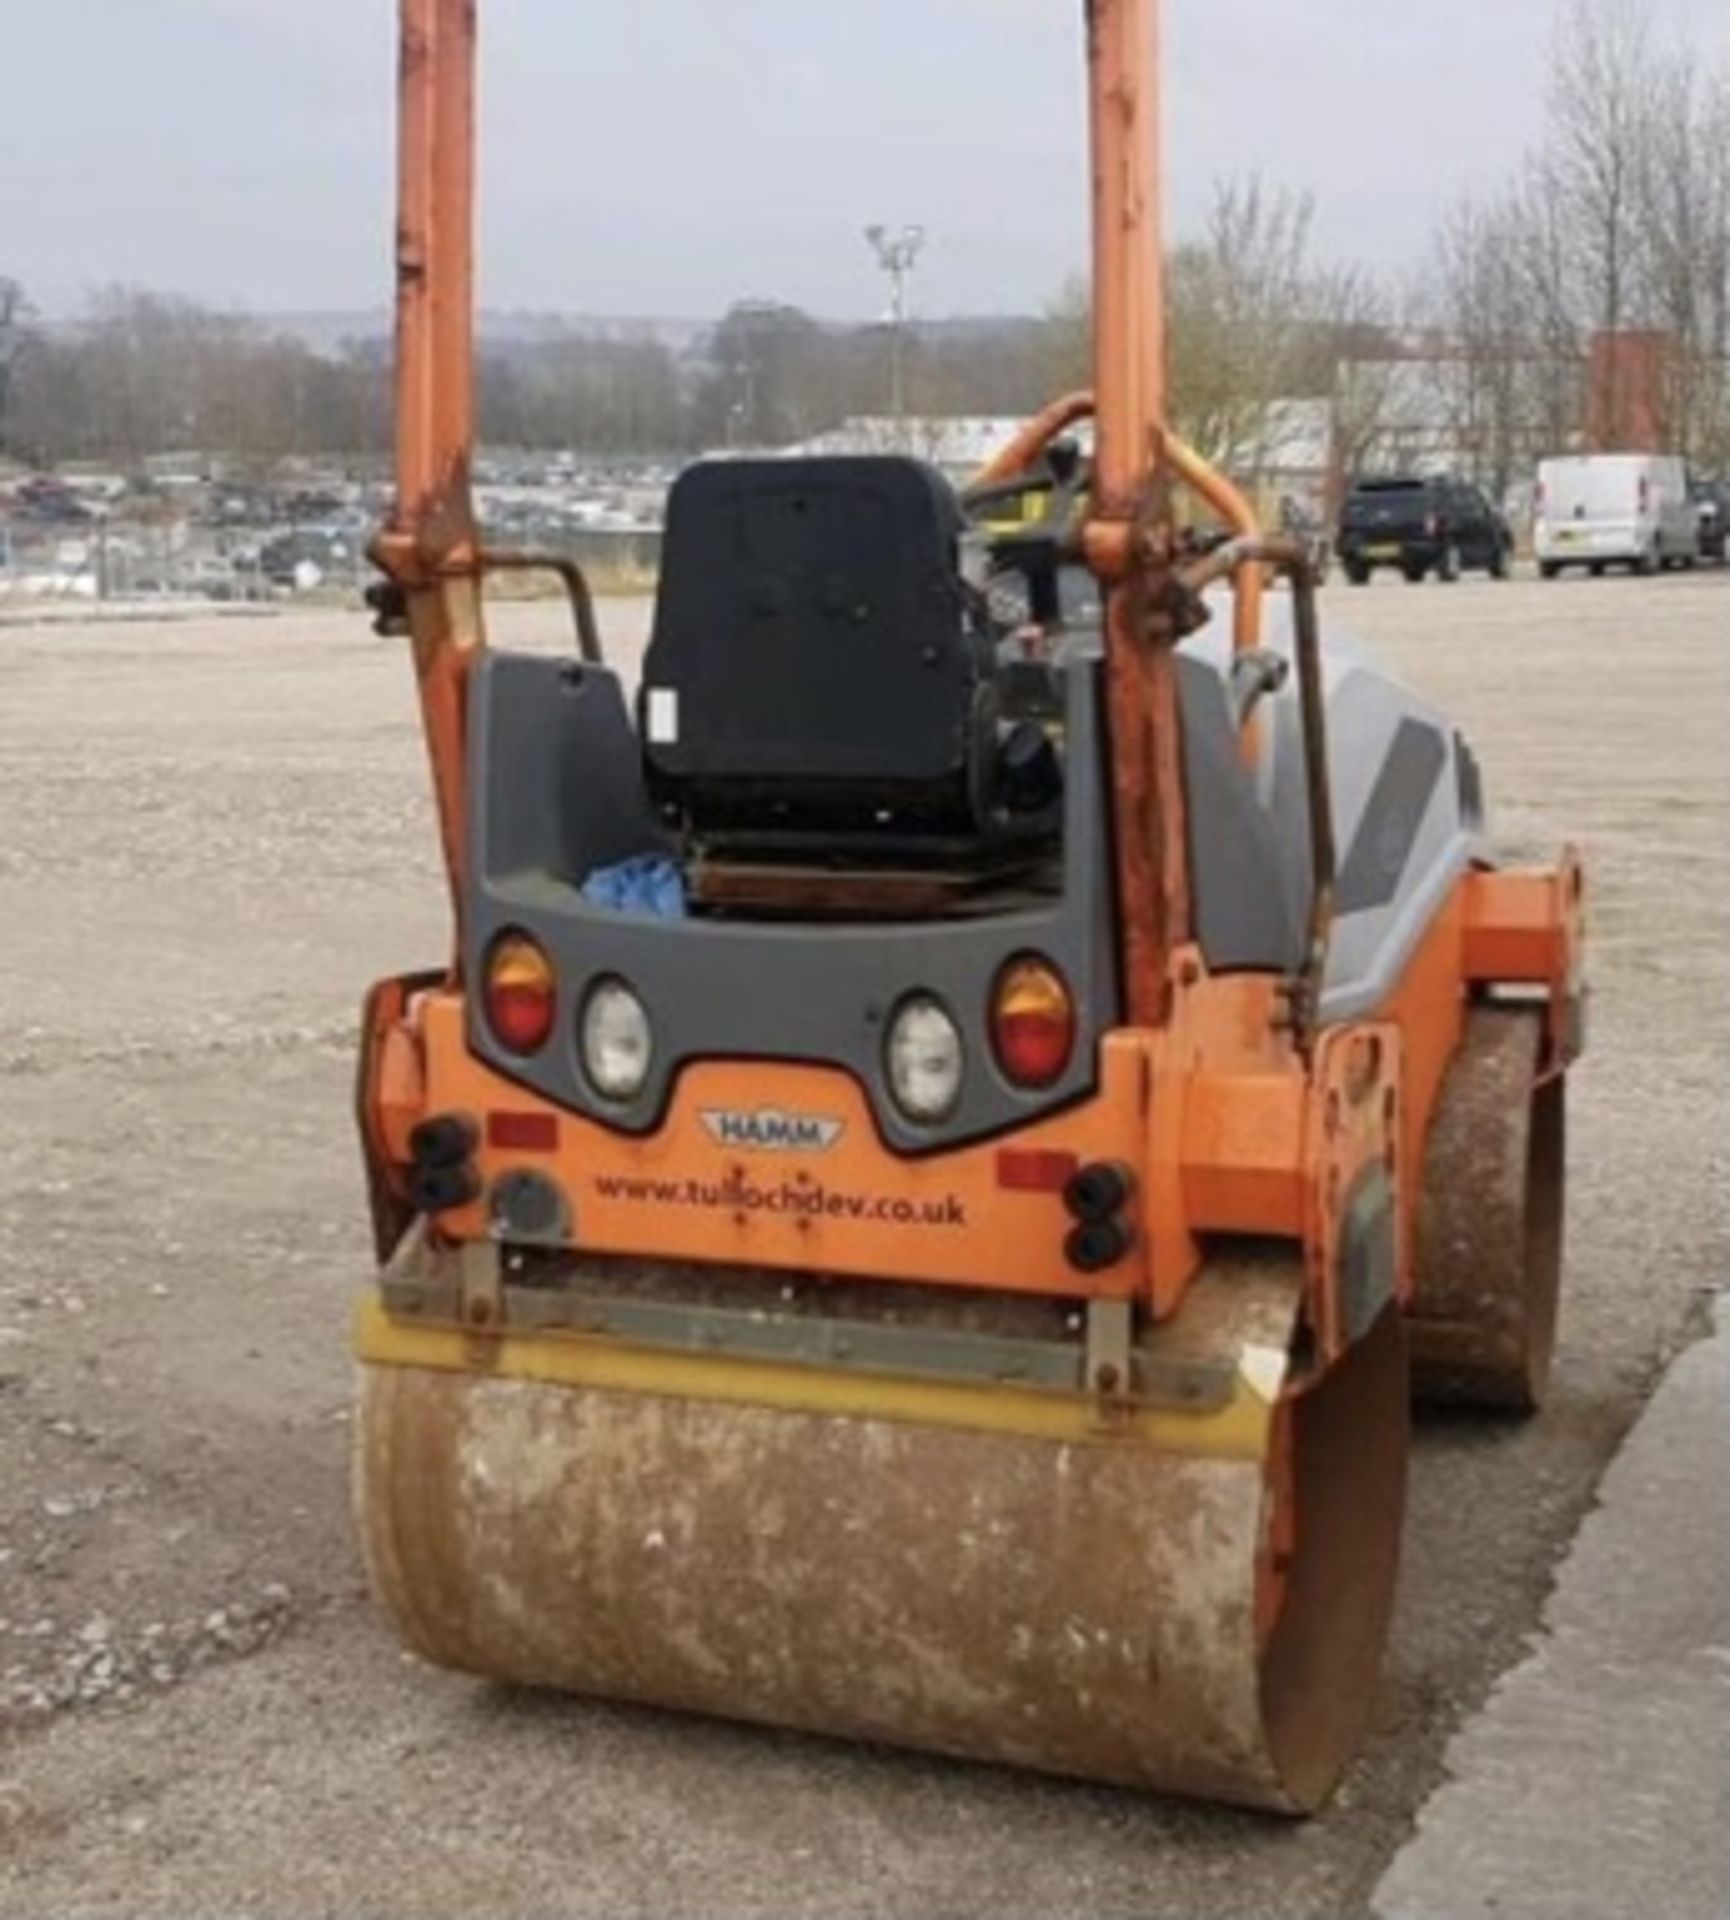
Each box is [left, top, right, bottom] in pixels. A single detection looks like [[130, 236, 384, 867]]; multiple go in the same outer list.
[[864, 223, 925, 443]]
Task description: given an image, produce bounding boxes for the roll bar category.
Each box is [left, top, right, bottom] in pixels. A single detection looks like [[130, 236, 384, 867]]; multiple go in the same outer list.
[[373, 0, 1328, 1025]]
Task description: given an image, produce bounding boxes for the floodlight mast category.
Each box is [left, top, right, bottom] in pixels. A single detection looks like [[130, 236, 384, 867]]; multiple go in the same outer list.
[[863, 222, 926, 437]]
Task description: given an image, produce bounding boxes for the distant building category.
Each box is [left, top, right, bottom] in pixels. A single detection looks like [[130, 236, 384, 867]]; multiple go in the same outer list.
[[1585, 330, 1673, 453]]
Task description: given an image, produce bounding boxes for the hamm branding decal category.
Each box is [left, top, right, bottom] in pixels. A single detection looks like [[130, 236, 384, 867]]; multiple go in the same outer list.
[[700, 1107, 846, 1153]]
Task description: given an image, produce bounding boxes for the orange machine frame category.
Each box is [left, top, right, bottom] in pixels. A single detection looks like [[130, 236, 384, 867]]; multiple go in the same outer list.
[[361, 0, 1582, 1356]]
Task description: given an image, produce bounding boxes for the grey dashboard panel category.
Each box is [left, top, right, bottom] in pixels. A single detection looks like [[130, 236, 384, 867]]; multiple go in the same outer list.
[[463, 651, 1121, 1153]]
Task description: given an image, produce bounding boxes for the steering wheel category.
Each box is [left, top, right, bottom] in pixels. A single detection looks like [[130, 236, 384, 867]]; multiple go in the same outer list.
[[960, 437, 1088, 527], [961, 439, 1092, 631]]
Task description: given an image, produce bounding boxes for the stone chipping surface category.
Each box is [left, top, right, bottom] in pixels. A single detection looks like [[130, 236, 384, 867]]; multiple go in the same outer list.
[[0, 572, 1726, 1917]]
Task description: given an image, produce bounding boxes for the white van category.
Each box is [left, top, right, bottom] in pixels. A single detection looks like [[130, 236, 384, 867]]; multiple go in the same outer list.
[[1534, 454, 1700, 577]]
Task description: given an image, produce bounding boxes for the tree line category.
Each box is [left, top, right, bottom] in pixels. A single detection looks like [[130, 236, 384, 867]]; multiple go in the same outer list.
[[0, 286, 1075, 471], [3, 2, 1724, 489], [1424, 1, 1730, 489], [0, 285, 392, 468]]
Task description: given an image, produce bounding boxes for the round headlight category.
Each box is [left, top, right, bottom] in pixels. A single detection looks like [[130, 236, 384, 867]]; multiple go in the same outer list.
[[885, 995, 964, 1123], [579, 977, 653, 1101]]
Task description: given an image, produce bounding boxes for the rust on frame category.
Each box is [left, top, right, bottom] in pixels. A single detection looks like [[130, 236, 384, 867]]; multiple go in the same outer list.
[[1082, 0, 1194, 1030], [374, 0, 485, 934]]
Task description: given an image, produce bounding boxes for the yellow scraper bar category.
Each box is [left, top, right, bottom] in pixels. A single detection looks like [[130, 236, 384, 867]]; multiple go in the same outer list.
[[353, 1293, 1275, 1462]]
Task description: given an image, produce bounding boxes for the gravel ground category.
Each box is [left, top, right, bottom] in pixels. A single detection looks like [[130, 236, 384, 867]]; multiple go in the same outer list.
[[1, 571, 1725, 1918]]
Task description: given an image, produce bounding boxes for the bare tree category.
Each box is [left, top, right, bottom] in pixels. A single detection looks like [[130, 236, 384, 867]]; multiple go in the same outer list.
[[1424, 0, 1729, 475], [1636, 62, 1730, 465], [1425, 198, 1542, 494], [1166, 177, 1320, 472], [1544, 1, 1658, 345], [1039, 181, 1400, 502], [1309, 268, 1402, 500], [1041, 274, 1091, 394]]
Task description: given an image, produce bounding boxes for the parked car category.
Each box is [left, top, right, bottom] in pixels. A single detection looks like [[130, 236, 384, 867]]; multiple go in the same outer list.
[[1689, 475, 1729, 564], [1336, 475, 1512, 584], [1534, 453, 1699, 577], [13, 476, 90, 524]]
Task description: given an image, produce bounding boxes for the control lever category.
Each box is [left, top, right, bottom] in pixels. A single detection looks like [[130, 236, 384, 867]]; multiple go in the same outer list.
[[1229, 647, 1290, 725]]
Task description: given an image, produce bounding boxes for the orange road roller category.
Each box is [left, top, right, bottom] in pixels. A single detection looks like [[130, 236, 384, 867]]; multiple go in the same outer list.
[[353, 0, 1584, 1811]]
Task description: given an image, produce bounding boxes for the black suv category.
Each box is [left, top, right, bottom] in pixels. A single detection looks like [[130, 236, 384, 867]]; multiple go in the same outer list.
[[1690, 476, 1728, 564], [1337, 476, 1512, 584]]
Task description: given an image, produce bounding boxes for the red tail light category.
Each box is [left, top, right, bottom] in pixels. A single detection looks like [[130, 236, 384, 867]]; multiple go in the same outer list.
[[991, 956, 1075, 1088], [1535, 480, 1546, 515], [483, 931, 556, 1054]]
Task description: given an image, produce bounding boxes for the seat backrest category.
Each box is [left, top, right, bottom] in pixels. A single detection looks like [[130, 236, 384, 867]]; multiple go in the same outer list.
[[640, 456, 988, 796]]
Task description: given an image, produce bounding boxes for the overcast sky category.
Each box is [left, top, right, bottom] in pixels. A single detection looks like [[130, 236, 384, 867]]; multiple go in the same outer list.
[[3, 0, 1726, 323]]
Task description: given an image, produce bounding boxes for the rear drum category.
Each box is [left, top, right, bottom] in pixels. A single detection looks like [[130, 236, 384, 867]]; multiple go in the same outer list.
[[1411, 1006, 1564, 1412]]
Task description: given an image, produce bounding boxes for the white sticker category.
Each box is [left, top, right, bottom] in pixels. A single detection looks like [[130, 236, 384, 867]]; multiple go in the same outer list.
[[1238, 1343, 1289, 1405], [646, 686, 679, 745]]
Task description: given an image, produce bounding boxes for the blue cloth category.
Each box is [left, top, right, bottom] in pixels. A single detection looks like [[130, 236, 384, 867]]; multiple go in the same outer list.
[[581, 854, 687, 920]]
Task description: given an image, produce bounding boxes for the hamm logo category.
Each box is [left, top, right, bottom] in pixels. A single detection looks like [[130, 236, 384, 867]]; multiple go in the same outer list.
[[700, 1108, 846, 1153]]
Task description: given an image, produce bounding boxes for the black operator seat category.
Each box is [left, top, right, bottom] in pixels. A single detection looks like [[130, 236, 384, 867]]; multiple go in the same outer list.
[[638, 456, 1003, 850]]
